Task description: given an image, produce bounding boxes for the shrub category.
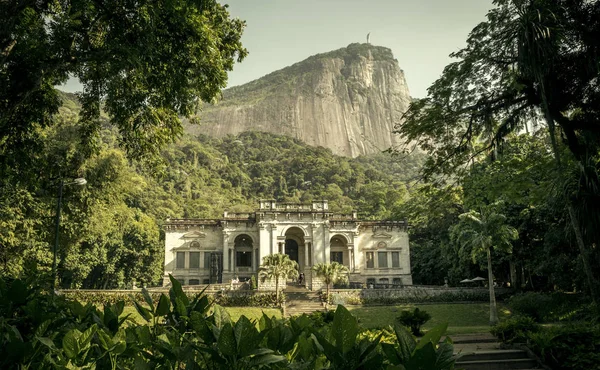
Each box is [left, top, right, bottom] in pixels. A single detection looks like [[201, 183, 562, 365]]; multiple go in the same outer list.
[[359, 327, 396, 344], [490, 316, 540, 343], [214, 292, 281, 307], [508, 292, 553, 322], [302, 310, 335, 328], [528, 324, 600, 370], [396, 308, 432, 336]]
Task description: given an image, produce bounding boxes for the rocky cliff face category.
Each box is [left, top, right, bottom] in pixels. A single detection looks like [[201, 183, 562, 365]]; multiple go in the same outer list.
[[189, 43, 411, 157]]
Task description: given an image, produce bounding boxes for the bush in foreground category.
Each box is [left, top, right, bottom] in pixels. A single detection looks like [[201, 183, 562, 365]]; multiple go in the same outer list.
[[0, 274, 459, 369]]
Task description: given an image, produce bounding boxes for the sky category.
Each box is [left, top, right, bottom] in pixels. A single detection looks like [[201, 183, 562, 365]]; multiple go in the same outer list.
[[60, 0, 494, 98]]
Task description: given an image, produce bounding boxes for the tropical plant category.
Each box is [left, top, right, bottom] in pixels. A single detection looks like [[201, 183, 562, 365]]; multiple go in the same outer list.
[[396, 308, 432, 336], [450, 204, 518, 324], [490, 316, 540, 344], [310, 305, 385, 369], [258, 253, 299, 305], [381, 322, 456, 370], [312, 262, 349, 309]]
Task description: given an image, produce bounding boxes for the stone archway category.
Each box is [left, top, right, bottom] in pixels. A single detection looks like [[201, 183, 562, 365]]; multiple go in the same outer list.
[[233, 234, 253, 276], [283, 227, 306, 269]]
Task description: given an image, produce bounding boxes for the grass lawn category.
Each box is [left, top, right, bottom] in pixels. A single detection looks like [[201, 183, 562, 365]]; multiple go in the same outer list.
[[348, 303, 512, 335], [122, 306, 282, 326]]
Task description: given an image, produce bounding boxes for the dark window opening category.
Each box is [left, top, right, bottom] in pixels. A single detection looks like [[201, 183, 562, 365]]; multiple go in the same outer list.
[[330, 251, 343, 264], [189, 252, 200, 269], [204, 252, 211, 269], [176, 252, 185, 269], [392, 252, 400, 268], [236, 251, 252, 267], [366, 252, 374, 268], [378, 252, 388, 268]]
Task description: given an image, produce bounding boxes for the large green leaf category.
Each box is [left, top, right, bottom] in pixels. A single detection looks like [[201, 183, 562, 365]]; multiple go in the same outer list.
[[190, 311, 214, 344], [331, 305, 359, 354], [217, 322, 237, 357], [79, 324, 97, 349], [416, 323, 448, 350], [249, 353, 286, 367], [213, 304, 231, 329], [97, 329, 113, 351], [393, 324, 416, 364], [37, 336, 56, 350], [234, 315, 258, 357], [406, 342, 437, 370], [169, 274, 189, 307], [141, 288, 154, 311], [434, 341, 456, 370], [155, 294, 171, 316], [132, 301, 153, 322], [382, 342, 401, 365], [112, 329, 127, 355], [62, 329, 81, 360], [135, 325, 152, 346]]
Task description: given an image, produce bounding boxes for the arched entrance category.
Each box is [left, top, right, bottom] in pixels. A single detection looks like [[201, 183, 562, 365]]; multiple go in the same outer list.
[[283, 227, 307, 269], [234, 234, 253, 276]]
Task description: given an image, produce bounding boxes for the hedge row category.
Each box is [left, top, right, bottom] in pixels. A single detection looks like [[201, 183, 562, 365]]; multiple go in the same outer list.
[[61, 290, 281, 307]]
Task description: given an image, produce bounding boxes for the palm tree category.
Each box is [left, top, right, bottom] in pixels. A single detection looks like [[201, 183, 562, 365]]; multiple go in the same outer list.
[[258, 253, 299, 305], [451, 205, 518, 325], [312, 262, 349, 309]]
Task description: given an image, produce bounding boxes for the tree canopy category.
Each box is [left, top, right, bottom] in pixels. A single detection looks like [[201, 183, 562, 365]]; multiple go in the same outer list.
[[1, 0, 247, 179], [396, 0, 600, 302]]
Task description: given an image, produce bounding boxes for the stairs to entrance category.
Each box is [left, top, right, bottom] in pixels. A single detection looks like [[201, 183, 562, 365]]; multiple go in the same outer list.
[[285, 285, 325, 317], [452, 334, 541, 370]]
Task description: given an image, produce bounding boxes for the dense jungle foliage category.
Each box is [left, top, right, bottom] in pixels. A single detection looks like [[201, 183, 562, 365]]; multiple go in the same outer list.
[[0, 91, 424, 289], [0, 274, 457, 370]]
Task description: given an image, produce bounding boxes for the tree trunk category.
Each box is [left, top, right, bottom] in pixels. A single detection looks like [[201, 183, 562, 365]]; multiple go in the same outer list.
[[509, 260, 517, 288], [325, 283, 330, 310], [275, 275, 279, 306], [487, 247, 499, 325], [543, 104, 599, 304]]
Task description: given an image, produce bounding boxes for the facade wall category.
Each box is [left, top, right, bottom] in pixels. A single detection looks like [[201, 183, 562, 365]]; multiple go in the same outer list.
[[163, 201, 412, 289]]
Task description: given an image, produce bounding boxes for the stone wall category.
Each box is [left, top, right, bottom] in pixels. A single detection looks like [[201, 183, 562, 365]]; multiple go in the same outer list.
[[258, 276, 287, 291], [326, 286, 513, 304]]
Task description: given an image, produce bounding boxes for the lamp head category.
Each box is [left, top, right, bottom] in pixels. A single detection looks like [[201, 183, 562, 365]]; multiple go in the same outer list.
[[73, 178, 87, 186]]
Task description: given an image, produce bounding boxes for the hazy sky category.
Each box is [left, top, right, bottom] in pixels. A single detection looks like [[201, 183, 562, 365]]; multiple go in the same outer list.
[[60, 0, 494, 98]]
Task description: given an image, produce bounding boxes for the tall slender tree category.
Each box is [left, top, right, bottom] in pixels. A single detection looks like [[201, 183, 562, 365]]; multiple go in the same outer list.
[[258, 253, 299, 305], [312, 262, 349, 309], [451, 205, 518, 325]]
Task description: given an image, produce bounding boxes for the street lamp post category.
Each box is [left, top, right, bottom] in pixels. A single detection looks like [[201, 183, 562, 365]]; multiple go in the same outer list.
[[52, 177, 87, 290]]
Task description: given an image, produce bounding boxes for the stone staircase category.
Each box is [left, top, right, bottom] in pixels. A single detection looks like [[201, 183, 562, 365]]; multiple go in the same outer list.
[[284, 285, 326, 317], [452, 334, 541, 370]]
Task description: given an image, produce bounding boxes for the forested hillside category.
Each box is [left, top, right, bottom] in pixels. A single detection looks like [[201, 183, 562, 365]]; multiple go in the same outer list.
[[0, 91, 424, 289]]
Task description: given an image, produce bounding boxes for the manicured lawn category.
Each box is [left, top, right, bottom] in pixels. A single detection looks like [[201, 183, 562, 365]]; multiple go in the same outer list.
[[223, 307, 282, 323], [122, 302, 507, 335], [348, 303, 512, 335], [122, 305, 282, 326]]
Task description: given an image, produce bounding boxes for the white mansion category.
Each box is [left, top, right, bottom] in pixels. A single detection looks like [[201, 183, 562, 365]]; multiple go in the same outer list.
[[163, 200, 412, 289]]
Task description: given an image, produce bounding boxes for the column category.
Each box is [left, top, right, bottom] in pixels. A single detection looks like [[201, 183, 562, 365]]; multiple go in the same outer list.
[[258, 223, 270, 262], [304, 243, 309, 268], [323, 222, 330, 263], [281, 241, 286, 255], [222, 231, 229, 273], [348, 246, 354, 272], [270, 224, 278, 255]]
